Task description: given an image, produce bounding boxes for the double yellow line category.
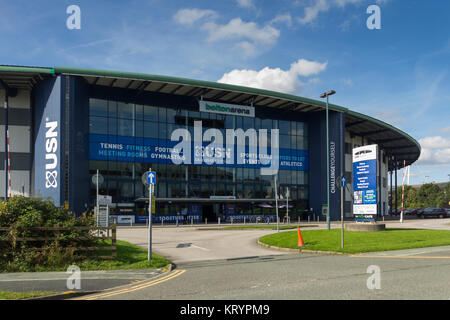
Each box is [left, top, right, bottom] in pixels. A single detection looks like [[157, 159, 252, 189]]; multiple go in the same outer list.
[[74, 269, 186, 300]]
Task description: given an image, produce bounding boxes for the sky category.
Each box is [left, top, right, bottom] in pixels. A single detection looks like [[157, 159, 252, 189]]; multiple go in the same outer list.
[[0, 0, 449, 185]]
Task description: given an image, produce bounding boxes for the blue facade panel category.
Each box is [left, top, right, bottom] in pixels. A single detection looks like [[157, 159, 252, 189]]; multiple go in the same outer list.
[[33, 76, 65, 206]]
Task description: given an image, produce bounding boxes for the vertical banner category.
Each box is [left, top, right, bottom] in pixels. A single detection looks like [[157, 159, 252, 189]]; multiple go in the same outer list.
[[352, 144, 378, 220], [34, 76, 64, 206]]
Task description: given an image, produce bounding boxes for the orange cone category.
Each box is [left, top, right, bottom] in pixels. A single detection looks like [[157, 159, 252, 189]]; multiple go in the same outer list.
[[297, 225, 305, 247]]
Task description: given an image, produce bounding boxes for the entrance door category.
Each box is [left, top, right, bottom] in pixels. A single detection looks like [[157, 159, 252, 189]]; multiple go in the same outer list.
[[202, 204, 216, 222]]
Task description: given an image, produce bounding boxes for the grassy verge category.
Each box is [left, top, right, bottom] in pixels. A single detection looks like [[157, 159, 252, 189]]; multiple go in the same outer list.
[[1, 240, 171, 273], [259, 228, 450, 254], [0, 291, 56, 300], [222, 225, 313, 230]]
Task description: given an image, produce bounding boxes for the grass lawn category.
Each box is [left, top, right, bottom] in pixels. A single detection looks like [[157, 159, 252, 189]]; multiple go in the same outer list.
[[1, 240, 171, 273], [0, 291, 56, 300], [259, 228, 450, 254], [222, 225, 314, 231]]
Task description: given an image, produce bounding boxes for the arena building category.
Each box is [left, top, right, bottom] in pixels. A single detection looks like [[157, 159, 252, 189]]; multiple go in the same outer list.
[[0, 65, 421, 223]]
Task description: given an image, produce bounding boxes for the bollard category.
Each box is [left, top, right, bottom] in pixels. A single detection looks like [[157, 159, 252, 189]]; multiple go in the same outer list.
[[146, 218, 149, 227], [308, 216, 310, 223], [176, 218, 179, 227], [161, 218, 164, 227], [244, 217, 246, 225], [231, 217, 233, 225], [191, 217, 193, 226], [218, 217, 221, 226], [131, 219, 133, 227], [205, 218, 208, 225], [317, 216, 319, 222]]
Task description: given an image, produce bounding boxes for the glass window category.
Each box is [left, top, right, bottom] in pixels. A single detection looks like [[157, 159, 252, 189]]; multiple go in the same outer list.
[[158, 182, 167, 198], [108, 101, 118, 118], [166, 108, 177, 124], [108, 118, 117, 136], [189, 184, 200, 197], [120, 182, 134, 199], [118, 118, 134, 137], [143, 105, 158, 122], [135, 121, 144, 138], [279, 120, 290, 135], [167, 165, 180, 180], [280, 135, 290, 149], [90, 99, 108, 117], [297, 136, 307, 150], [89, 117, 108, 135], [243, 117, 254, 130], [217, 184, 225, 196], [118, 102, 134, 119], [117, 162, 134, 178], [159, 107, 167, 123], [144, 122, 158, 139], [225, 115, 235, 129], [135, 105, 144, 120], [290, 135, 296, 149], [261, 119, 272, 130]]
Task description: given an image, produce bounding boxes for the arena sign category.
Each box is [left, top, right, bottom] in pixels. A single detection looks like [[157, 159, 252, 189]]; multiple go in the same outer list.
[[200, 100, 255, 118], [352, 144, 378, 220]]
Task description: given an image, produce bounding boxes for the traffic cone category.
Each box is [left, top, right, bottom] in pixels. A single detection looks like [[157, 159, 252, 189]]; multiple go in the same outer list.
[[297, 225, 305, 247]]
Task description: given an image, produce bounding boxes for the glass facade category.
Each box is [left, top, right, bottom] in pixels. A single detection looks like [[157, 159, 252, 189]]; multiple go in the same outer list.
[[88, 98, 309, 220]]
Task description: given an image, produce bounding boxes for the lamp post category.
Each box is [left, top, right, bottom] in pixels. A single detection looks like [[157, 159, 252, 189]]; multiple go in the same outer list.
[[320, 90, 336, 231]]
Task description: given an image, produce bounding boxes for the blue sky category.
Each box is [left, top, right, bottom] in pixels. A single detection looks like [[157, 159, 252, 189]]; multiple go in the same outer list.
[[1, 0, 449, 185]]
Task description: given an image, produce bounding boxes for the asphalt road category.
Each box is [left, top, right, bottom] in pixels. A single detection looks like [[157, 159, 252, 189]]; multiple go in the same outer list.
[[74, 218, 450, 300], [81, 250, 450, 300]]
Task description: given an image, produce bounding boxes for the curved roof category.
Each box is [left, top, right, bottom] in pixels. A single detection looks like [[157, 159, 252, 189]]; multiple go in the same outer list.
[[0, 65, 420, 169]]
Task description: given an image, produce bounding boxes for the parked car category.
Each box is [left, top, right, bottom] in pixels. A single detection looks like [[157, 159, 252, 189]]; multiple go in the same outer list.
[[417, 207, 448, 219], [404, 209, 418, 216]]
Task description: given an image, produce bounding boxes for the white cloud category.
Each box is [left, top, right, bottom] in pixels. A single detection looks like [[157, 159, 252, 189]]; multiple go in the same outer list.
[[417, 136, 450, 166], [217, 58, 327, 93], [439, 126, 450, 134], [173, 8, 217, 25], [297, 0, 363, 25], [236, 0, 255, 8], [270, 14, 293, 27], [203, 18, 280, 45], [298, 0, 330, 24]]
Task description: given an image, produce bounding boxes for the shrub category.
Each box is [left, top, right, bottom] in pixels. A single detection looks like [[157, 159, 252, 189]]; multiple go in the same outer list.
[[0, 196, 97, 271]]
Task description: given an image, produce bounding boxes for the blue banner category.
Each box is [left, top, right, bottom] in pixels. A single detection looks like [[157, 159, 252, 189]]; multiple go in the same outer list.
[[89, 134, 308, 171]]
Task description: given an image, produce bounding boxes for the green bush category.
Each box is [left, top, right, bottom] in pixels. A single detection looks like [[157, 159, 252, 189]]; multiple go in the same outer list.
[[0, 196, 97, 272]]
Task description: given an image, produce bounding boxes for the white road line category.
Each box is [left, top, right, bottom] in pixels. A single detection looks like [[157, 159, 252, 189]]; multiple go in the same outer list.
[[191, 244, 211, 251]]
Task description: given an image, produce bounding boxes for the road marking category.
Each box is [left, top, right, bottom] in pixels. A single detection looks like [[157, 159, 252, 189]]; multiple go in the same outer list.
[[351, 255, 450, 259], [74, 270, 186, 300], [191, 244, 210, 251]]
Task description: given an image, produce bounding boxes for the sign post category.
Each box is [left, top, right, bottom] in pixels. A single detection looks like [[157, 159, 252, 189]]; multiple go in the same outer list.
[[146, 169, 156, 261], [91, 171, 104, 225], [274, 175, 279, 233], [341, 176, 346, 248]]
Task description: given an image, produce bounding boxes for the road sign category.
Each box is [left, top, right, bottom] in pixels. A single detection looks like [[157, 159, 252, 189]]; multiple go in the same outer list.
[[147, 171, 156, 185], [341, 176, 346, 187], [92, 173, 104, 186]]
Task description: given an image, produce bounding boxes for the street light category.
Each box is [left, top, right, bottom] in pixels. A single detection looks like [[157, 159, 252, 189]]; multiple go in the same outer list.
[[320, 90, 336, 231]]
